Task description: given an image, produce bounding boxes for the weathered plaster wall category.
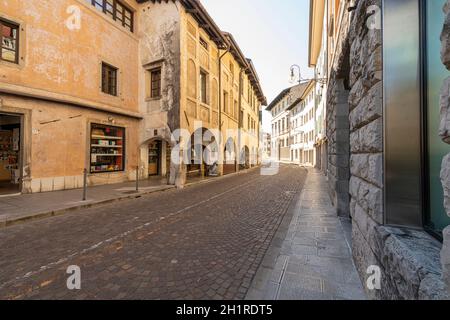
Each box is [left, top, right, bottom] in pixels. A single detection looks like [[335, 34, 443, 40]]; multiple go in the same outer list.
[[440, 0, 450, 294], [0, 94, 140, 193], [0, 0, 139, 113], [138, 1, 181, 137], [179, 8, 219, 135], [137, 2, 181, 183]]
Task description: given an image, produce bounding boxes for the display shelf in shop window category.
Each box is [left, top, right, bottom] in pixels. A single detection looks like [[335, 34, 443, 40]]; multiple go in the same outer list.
[[90, 124, 125, 173]]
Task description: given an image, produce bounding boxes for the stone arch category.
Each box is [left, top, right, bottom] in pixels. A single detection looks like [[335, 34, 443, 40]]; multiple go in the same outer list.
[[223, 137, 237, 175], [140, 135, 174, 181], [187, 127, 219, 177], [240, 145, 250, 170]]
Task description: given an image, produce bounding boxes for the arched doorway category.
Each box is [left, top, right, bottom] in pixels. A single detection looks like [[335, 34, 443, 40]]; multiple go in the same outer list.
[[223, 138, 237, 175], [147, 138, 172, 179], [240, 146, 250, 170], [187, 128, 219, 178]]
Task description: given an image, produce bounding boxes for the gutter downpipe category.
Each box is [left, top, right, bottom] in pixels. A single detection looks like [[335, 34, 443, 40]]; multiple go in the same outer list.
[[218, 46, 230, 173], [238, 67, 247, 171]]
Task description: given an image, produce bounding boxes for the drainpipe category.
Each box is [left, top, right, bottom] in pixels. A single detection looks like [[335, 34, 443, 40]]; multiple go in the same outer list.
[[218, 46, 230, 175], [218, 48, 229, 144], [238, 66, 250, 171]]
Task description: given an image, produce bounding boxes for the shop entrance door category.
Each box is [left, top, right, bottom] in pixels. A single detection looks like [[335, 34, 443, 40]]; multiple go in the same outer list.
[[0, 113, 22, 195], [148, 140, 161, 176]]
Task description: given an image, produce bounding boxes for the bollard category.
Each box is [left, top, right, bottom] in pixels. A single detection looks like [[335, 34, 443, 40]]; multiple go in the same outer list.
[[82, 168, 87, 201], [136, 166, 139, 192]]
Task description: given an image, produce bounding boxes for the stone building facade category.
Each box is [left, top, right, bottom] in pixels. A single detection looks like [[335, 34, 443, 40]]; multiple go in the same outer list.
[[441, 0, 450, 295], [288, 81, 317, 166], [309, 0, 450, 299], [137, 0, 266, 185], [0, 0, 266, 195]]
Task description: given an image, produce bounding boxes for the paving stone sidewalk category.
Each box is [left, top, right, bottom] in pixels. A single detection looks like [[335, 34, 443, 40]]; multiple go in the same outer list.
[[0, 169, 257, 229], [246, 169, 366, 300], [0, 177, 175, 228]]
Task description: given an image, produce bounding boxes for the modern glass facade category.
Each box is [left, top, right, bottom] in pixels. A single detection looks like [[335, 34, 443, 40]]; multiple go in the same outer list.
[[384, 0, 450, 238]]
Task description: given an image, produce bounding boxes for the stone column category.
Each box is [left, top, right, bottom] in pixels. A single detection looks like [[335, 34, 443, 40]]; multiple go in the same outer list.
[[440, 0, 450, 293]]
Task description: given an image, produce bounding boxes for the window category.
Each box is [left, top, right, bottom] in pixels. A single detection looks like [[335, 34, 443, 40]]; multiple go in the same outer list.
[[90, 123, 125, 173], [200, 70, 208, 104], [150, 68, 161, 98], [199, 37, 208, 50], [223, 91, 229, 113], [0, 19, 19, 64], [101, 62, 118, 96], [87, 0, 134, 32]]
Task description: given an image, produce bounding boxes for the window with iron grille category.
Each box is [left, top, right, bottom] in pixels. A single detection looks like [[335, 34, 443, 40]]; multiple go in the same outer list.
[[150, 68, 161, 98], [0, 18, 19, 64], [87, 0, 133, 32], [101, 62, 118, 96]]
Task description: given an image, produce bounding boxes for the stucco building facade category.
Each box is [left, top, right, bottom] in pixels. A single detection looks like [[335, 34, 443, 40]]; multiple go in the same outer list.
[[288, 80, 316, 167], [0, 0, 142, 195], [0, 0, 266, 195], [137, 0, 266, 185], [309, 0, 450, 299], [267, 83, 308, 163]]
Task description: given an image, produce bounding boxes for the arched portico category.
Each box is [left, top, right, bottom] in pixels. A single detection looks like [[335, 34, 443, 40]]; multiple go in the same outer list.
[[223, 137, 237, 175]]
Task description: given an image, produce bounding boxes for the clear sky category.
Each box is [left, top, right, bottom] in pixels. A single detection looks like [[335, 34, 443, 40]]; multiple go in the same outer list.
[[201, 0, 314, 133]]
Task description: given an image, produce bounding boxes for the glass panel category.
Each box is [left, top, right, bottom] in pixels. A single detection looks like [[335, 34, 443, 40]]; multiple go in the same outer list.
[[90, 124, 125, 173], [383, 0, 423, 227], [426, 0, 450, 234]]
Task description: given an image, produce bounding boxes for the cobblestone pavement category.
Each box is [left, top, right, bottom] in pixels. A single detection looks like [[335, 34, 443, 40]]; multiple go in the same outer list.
[[0, 164, 306, 300], [246, 169, 366, 300]]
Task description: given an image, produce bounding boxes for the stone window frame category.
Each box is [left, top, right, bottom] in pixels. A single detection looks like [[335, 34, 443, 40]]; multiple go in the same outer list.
[[85, 0, 134, 32], [199, 68, 209, 105], [199, 37, 209, 51], [0, 14, 25, 69], [101, 62, 118, 96], [0, 18, 19, 64], [150, 67, 162, 99]]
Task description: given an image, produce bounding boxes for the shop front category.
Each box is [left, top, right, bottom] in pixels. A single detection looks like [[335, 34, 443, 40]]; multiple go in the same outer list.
[[90, 123, 125, 174], [147, 139, 171, 178], [0, 113, 22, 196]]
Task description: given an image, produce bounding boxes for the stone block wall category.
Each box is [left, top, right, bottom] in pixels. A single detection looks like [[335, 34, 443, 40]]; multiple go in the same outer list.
[[326, 78, 350, 217], [346, 0, 385, 299], [326, 0, 450, 299], [440, 0, 450, 293]]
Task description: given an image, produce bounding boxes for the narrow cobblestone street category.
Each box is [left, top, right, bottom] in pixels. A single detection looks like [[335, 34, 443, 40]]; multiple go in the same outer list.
[[0, 165, 306, 300]]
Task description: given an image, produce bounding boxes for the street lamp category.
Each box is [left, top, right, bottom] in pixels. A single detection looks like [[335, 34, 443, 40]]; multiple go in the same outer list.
[[290, 64, 327, 85], [290, 64, 302, 84]]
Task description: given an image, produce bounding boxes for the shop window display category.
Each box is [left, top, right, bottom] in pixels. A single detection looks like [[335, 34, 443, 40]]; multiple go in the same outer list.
[[90, 124, 125, 173]]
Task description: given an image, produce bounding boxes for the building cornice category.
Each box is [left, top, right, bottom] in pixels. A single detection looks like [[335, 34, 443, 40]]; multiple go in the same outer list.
[[0, 83, 143, 119], [137, 0, 229, 49], [308, 0, 325, 67]]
